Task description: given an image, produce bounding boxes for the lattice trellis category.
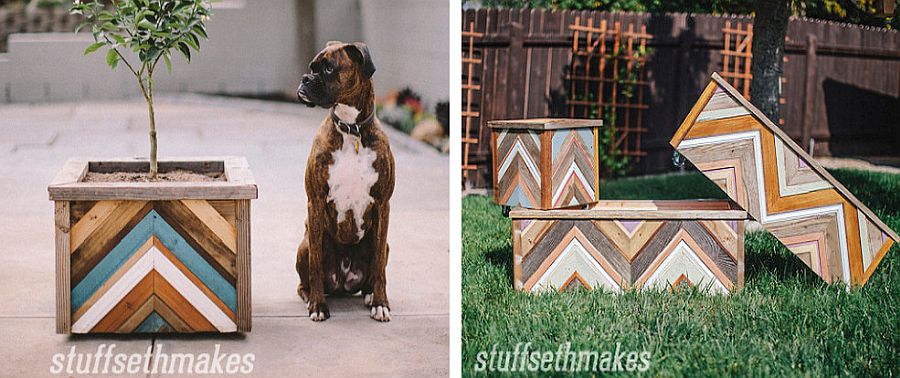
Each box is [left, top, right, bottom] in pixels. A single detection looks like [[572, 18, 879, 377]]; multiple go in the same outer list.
[[461, 21, 483, 180], [721, 20, 753, 99], [721, 20, 785, 125], [566, 17, 651, 160]]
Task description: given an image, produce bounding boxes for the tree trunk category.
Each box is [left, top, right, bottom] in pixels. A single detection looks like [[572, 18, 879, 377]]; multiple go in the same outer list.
[[750, 0, 791, 122]]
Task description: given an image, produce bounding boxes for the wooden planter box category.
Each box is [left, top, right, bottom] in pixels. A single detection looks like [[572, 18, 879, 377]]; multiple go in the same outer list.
[[48, 158, 257, 334], [510, 200, 747, 294], [489, 119, 602, 210], [671, 73, 899, 287]]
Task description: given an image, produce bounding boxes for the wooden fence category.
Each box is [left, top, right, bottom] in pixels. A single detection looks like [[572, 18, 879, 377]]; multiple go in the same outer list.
[[461, 9, 900, 189]]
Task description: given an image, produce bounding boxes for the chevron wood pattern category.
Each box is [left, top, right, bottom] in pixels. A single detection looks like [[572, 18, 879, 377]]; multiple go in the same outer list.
[[671, 73, 899, 287], [490, 119, 601, 210], [511, 201, 746, 294], [65, 200, 243, 333], [50, 158, 256, 334]]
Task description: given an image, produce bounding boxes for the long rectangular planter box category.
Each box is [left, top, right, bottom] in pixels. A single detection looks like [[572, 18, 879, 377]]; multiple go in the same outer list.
[[671, 73, 899, 287], [48, 157, 257, 334], [489, 118, 602, 210], [510, 200, 747, 293]]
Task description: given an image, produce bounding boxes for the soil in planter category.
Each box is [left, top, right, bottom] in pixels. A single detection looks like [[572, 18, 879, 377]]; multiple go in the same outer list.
[[83, 170, 225, 183]]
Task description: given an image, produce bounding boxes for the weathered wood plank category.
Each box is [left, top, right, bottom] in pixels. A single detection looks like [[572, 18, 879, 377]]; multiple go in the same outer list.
[[235, 200, 252, 332], [55, 201, 71, 334]]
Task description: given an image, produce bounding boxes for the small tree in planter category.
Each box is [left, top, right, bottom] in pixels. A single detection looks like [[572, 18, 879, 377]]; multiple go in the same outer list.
[[49, 0, 256, 334], [71, 0, 211, 178]]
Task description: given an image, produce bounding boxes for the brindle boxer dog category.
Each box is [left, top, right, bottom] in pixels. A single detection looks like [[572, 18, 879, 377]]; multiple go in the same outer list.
[[295, 41, 394, 322]]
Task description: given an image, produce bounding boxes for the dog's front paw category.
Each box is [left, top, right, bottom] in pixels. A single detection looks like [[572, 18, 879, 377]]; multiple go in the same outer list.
[[364, 293, 373, 307], [370, 304, 391, 322], [297, 284, 309, 303], [308, 302, 330, 322]]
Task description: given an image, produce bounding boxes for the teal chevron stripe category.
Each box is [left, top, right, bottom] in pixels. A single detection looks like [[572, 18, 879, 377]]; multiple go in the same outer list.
[[135, 312, 171, 333], [72, 212, 154, 312], [72, 210, 236, 314], [154, 210, 236, 312]]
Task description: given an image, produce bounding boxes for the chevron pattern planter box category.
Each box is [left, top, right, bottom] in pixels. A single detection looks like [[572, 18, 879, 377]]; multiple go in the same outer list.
[[671, 74, 899, 287], [510, 200, 747, 294], [49, 158, 257, 334], [489, 119, 602, 210]]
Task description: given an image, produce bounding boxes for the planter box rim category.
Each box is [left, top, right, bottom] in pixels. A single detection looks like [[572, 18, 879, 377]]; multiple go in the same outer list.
[[509, 199, 747, 220], [48, 157, 258, 201], [488, 118, 603, 130]]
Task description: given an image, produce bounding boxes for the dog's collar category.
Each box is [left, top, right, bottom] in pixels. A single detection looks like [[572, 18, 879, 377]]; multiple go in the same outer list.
[[331, 108, 375, 139]]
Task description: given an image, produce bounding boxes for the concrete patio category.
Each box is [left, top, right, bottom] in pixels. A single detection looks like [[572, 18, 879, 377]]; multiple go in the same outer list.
[[0, 96, 449, 377]]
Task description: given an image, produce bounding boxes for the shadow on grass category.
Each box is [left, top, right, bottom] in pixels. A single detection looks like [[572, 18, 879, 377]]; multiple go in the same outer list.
[[484, 245, 514, 282], [744, 231, 823, 288]]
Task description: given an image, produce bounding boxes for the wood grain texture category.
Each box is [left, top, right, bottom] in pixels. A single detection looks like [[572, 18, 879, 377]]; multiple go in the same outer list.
[[515, 202, 745, 293], [63, 199, 245, 334], [49, 158, 258, 201], [55, 201, 71, 334], [235, 200, 251, 332], [488, 118, 603, 130], [511, 199, 746, 220], [493, 120, 600, 209], [672, 75, 899, 286]]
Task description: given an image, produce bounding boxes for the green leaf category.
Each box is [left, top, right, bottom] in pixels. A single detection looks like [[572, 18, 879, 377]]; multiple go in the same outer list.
[[163, 53, 172, 74], [84, 42, 105, 55], [176, 42, 191, 62], [106, 48, 119, 69], [137, 19, 157, 31], [184, 33, 200, 50], [111, 34, 126, 45], [192, 25, 208, 39]]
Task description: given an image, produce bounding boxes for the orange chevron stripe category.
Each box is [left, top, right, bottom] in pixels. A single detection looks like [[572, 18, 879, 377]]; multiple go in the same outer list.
[[90, 273, 154, 332], [73, 237, 155, 323], [861, 239, 894, 286], [686, 116, 846, 214], [843, 201, 864, 285], [561, 271, 591, 292], [153, 238, 236, 322], [670, 80, 719, 147], [153, 271, 217, 332]]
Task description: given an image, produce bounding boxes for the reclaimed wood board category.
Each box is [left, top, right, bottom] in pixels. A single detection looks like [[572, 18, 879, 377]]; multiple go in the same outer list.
[[671, 73, 899, 287], [510, 200, 746, 293], [490, 119, 602, 209], [50, 158, 256, 333], [68, 200, 243, 333]]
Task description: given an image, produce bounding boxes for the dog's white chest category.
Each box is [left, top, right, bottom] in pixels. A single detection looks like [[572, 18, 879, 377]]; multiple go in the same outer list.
[[327, 135, 379, 239]]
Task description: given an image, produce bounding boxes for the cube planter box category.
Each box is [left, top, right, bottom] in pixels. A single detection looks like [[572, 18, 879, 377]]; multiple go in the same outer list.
[[489, 119, 602, 210], [510, 200, 747, 294], [671, 73, 900, 287], [48, 158, 257, 334]]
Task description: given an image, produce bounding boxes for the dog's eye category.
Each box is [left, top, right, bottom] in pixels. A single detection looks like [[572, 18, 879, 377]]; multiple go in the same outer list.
[[324, 64, 334, 75]]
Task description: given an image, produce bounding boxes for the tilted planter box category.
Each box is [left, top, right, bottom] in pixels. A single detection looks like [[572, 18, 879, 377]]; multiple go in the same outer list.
[[671, 73, 899, 287], [49, 158, 257, 334], [510, 200, 747, 294], [489, 119, 602, 210]]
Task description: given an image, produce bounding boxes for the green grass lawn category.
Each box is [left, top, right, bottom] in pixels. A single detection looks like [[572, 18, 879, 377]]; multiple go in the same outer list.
[[462, 169, 900, 376]]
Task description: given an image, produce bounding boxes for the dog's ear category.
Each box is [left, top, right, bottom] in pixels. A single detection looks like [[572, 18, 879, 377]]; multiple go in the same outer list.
[[346, 42, 376, 79]]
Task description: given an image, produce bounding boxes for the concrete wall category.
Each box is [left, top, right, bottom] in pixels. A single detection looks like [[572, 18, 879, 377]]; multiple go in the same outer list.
[[311, 0, 450, 106], [0, 0, 313, 102], [360, 0, 450, 106], [0, 0, 448, 106]]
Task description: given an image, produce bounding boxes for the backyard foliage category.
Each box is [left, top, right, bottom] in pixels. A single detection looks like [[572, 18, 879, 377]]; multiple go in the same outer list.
[[71, 0, 211, 178], [462, 168, 900, 376], [468, 0, 898, 29]]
